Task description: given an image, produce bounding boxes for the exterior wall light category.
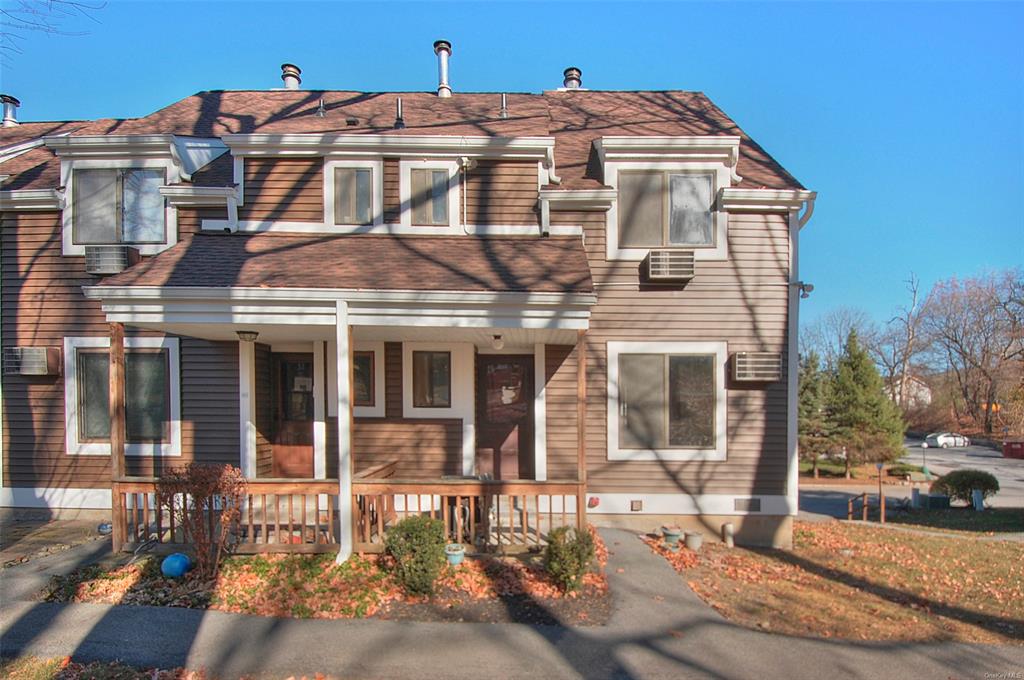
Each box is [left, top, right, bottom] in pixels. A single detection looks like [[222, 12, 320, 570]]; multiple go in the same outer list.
[[236, 330, 259, 342], [491, 334, 505, 350]]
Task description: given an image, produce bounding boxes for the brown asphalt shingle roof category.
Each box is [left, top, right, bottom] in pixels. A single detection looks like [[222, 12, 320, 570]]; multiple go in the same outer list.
[[0, 89, 804, 191], [98, 233, 594, 295]]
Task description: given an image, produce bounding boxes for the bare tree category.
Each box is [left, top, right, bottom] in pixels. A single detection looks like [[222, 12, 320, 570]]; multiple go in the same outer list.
[[867, 273, 925, 407], [920, 269, 1024, 434], [801, 306, 873, 371], [0, 0, 104, 62]]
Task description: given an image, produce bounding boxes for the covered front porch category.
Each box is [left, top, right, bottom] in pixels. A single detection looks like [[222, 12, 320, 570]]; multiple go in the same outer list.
[[90, 281, 593, 559]]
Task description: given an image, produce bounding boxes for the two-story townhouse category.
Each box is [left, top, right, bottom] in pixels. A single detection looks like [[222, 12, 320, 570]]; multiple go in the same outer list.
[[0, 47, 815, 557]]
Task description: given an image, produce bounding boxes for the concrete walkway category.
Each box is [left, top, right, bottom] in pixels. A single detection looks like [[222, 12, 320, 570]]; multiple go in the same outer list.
[[2, 530, 1022, 679]]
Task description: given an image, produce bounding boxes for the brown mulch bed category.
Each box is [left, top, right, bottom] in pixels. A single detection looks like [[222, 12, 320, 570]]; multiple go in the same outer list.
[[44, 527, 610, 626], [644, 520, 1024, 644]]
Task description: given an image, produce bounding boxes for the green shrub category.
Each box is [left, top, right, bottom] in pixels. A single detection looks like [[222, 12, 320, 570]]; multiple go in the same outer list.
[[930, 469, 1000, 505], [543, 526, 595, 592], [384, 516, 446, 595]]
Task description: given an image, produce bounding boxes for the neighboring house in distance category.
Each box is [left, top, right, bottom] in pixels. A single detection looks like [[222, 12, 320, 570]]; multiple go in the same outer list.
[[0, 46, 815, 554], [886, 374, 933, 410]]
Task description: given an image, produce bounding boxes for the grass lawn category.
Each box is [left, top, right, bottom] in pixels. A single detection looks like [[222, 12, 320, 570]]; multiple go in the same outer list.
[[647, 520, 1024, 644], [0, 656, 204, 679], [45, 529, 609, 625], [889, 507, 1024, 534]]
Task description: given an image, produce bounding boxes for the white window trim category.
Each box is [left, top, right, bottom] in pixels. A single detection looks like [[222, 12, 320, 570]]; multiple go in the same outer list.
[[323, 158, 384, 230], [402, 342, 475, 474], [63, 336, 182, 457], [60, 158, 179, 256], [605, 161, 730, 262], [352, 341, 385, 418], [606, 340, 727, 462], [399, 159, 461, 231]]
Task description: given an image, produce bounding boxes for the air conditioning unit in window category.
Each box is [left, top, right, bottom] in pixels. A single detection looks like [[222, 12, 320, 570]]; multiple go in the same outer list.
[[645, 248, 695, 281], [733, 352, 783, 382], [84, 245, 139, 275], [2, 347, 61, 376]]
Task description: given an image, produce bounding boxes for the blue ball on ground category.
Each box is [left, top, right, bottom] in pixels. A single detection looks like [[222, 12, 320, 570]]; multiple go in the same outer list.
[[161, 552, 191, 578]]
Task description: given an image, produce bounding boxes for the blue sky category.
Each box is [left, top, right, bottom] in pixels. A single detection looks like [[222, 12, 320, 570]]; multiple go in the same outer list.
[[1, 1, 1021, 325]]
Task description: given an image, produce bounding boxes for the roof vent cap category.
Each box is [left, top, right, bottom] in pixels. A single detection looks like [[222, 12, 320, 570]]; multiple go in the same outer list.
[[1, 94, 20, 127], [433, 40, 452, 98], [562, 67, 582, 89], [280, 63, 302, 90]]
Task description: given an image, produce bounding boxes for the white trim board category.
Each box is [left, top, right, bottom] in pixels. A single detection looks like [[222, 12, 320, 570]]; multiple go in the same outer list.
[[585, 492, 794, 516], [63, 336, 182, 457], [533, 343, 548, 481], [606, 340, 728, 462], [1, 486, 113, 509], [199, 219, 582, 237], [238, 340, 257, 478]]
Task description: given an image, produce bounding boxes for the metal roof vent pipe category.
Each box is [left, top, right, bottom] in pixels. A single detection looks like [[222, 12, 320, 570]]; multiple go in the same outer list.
[[280, 63, 302, 90], [1, 95, 20, 127], [499, 93, 509, 120], [563, 67, 582, 89], [434, 40, 452, 98], [394, 97, 406, 129]]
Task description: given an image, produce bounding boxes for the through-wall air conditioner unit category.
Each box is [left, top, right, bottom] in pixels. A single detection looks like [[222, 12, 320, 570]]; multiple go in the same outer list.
[[733, 352, 783, 382], [84, 245, 139, 275], [646, 248, 695, 281], [2, 347, 61, 376]]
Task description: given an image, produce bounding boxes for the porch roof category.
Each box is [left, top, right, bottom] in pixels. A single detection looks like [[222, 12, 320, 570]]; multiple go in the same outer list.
[[97, 233, 593, 295]]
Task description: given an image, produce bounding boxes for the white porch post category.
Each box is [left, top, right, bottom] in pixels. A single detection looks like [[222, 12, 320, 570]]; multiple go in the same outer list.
[[533, 343, 547, 481], [313, 340, 326, 479], [335, 300, 353, 562], [238, 341, 256, 478]]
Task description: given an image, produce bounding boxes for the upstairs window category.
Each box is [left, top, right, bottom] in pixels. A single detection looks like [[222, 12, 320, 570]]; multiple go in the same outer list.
[[618, 170, 715, 248], [410, 169, 450, 226], [333, 167, 373, 226], [72, 168, 166, 245]]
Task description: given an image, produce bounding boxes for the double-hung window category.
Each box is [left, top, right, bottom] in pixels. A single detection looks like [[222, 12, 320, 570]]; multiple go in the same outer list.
[[64, 337, 181, 456], [72, 168, 166, 245], [607, 341, 727, 461], [617, 170, 715, 248], [410, 169, 450, 226]]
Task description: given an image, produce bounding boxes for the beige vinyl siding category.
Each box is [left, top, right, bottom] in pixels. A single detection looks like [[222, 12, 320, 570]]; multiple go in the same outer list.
[[462, 160, 538, 226], [238, 158, 323, 223], [1, 210, 240, 487], [547, 209, 791, 496], [383, 158, 401, 224]]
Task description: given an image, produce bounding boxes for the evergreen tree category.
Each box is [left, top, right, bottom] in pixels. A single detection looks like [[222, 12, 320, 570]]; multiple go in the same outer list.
[[827, 330, 906, 478], [798, 351, 833, 478]]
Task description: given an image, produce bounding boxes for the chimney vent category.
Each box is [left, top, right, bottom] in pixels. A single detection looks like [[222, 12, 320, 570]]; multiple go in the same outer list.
[[433, 40, 452, 98], [280, 63, 302, 90], [394, 97, 406, 129], [499, 93, 508, 120], [563, 67, 582, 89], [1, 95, 20, 127]]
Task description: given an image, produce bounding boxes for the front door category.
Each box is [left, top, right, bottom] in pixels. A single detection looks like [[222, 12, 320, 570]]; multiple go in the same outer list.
[[272, 353, 314, 478], [476, 355, 534, 480]]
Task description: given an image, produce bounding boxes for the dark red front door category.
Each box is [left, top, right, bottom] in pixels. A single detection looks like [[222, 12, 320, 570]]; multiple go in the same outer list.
[[272, 353, 314, 478], [476, 355, 534, 480]]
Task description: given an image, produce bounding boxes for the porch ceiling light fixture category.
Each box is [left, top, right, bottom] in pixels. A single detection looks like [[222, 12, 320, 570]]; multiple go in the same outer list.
[[490, 334, 505, 350], [236, 330, 259, 343]]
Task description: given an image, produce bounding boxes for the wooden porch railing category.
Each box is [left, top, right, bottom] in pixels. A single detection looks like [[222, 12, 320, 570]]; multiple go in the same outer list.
[[352, 478, 586, 554], [112, 477, 341, 553]]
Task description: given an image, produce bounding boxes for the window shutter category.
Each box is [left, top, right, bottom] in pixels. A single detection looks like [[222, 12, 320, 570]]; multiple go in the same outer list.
[[73, 169, 118, 244], [618, 171, 664, 247], [669, 174, 714, 246]]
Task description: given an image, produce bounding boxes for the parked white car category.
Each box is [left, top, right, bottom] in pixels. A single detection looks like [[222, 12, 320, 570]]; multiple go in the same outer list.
[[921, 432, 971, 449]]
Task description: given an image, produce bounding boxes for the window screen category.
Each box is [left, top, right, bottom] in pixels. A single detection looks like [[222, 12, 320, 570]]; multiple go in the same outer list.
[[668, 355, 715, 447], [668, 174, 714, 246], [335, 168, 373, 225], [412, 351, 451, 407], [411, 169, 449, 226], [617, 171, 664, 248], [619, 354, 666, 449], [73, 169, 118, 244], [76, 349, 170, 443]]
